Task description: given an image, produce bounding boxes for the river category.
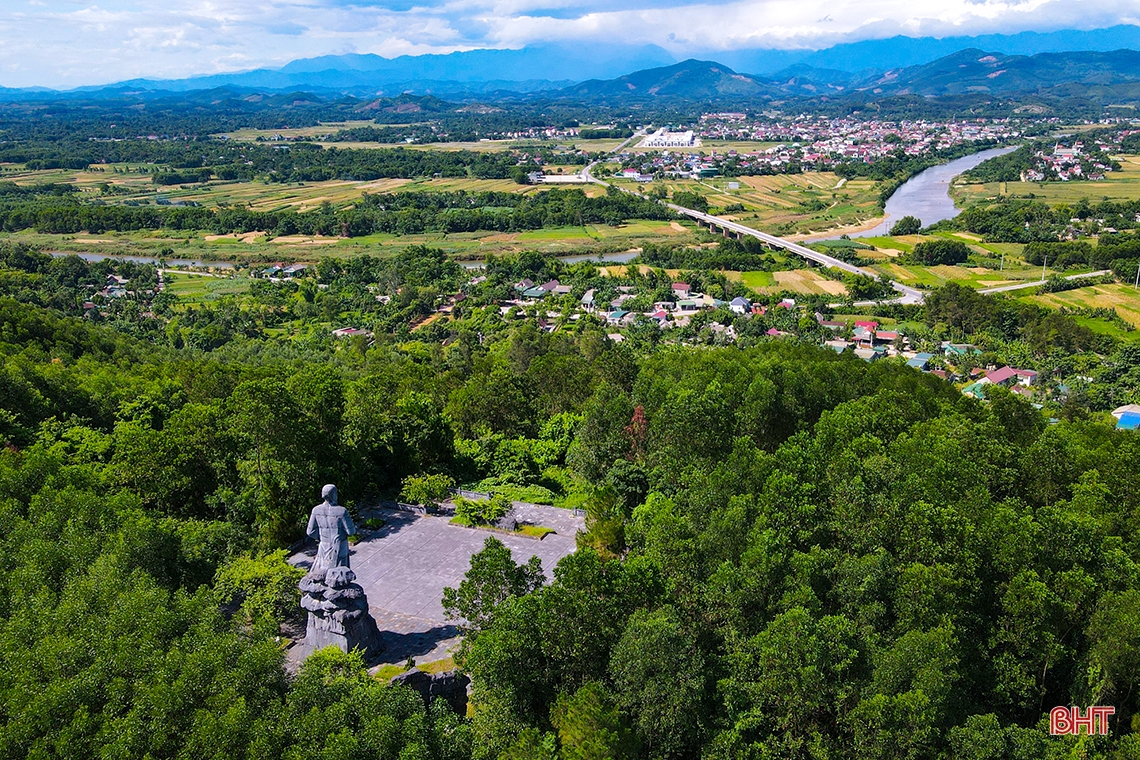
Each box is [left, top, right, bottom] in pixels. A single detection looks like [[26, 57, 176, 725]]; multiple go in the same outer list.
[[48, 251, 236, 269], [849, 146, 1018, 238]]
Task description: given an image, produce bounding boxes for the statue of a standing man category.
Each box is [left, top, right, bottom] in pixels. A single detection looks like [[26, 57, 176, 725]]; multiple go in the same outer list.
[[307, 484, 355, 574]]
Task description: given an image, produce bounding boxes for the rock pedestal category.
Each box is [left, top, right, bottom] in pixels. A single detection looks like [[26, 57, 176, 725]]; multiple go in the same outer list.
[[299, 565, 382, 658]]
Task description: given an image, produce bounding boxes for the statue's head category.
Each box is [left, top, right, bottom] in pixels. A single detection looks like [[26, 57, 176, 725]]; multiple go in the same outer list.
[[321, 483, 338, 505]]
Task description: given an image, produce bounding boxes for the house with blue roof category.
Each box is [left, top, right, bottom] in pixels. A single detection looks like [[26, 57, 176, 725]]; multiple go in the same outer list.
[[1113, 404, 1140, 430], [907, 352, 934, 370]]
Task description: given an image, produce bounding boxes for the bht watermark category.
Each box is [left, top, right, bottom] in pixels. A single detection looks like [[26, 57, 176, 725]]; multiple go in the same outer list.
[[1050, 706, 1115, 736]]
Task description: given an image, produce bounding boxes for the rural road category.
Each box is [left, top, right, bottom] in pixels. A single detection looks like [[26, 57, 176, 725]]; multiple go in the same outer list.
[[978, 270, 1110, 295]]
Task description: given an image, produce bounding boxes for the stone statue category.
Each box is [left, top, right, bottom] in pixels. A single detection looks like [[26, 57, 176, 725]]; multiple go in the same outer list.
[[306, 484, 354, 573], [298, 483, 381, 658]]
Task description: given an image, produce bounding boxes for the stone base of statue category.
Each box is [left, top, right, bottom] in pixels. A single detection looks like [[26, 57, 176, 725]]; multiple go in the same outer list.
[[298, 565, 382, 658]]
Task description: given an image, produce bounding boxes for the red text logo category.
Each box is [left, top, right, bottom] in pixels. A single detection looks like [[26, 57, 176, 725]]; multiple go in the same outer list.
[[1050, 706, 1114, 736]]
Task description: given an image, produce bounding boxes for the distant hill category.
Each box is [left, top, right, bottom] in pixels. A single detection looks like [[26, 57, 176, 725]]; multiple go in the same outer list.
[[2, 28, 1139, 106], [714, 24, 1140, 74], [859, 48, 1140, 97], [548, 48, 1140, 106], [60, 44, 675, 98], [558, 60, 771, 101]]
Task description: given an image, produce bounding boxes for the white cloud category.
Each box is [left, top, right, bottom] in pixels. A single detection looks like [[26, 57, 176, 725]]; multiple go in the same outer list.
[[0, 0, 1135, 87]]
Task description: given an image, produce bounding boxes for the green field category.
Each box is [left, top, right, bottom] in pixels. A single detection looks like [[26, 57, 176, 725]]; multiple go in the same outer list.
[[739, 271, 775, 289], [1022, 283, 1140, 329], [954, 153, 1140, 205], [163, 272, 251, 304], [610, 171, 884, 238], [212, 124, 630, 154], [856, 232, 1080, 290]]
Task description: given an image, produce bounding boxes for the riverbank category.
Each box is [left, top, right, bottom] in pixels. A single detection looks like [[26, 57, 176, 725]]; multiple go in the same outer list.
[[793, 216, 888, 242], [851, 146, 1019, 238]]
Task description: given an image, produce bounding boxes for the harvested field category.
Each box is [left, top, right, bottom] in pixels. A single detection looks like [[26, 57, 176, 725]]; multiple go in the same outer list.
[[1025, 284, 1140, 328]]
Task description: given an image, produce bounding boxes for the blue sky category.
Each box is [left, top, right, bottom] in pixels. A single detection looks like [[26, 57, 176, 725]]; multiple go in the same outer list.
[[1, 0, 1137, 88]]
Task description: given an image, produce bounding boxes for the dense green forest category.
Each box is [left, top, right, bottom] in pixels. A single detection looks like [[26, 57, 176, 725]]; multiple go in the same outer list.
[[0, 234, 1139, 758]]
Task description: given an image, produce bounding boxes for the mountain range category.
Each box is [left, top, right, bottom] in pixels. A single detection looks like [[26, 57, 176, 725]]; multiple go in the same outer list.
[[1, 25, 1137, 100], [1, 28, 1139, 108], [552, 49, 1140, 103]]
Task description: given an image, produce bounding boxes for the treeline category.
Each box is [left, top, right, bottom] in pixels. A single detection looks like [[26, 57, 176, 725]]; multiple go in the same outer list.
[[0, 187, 672, 236], [326, 125, 438, 143], [637, 238, 792, 271], [947, 197, 1140, 243], [0, 140, 529, 182], [925, 281, 1114, 354], [577, 126, 634, 139], [961, 144, 1034, 182]]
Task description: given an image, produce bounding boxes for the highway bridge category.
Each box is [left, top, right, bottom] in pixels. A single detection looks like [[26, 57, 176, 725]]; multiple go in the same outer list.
[[581, 161, 924, 305]]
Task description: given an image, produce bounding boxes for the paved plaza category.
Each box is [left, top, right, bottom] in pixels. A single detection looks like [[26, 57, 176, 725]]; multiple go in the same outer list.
[[289, 505, 582, 666]]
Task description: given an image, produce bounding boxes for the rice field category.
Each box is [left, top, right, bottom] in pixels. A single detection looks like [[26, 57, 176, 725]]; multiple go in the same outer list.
[[611, 172, 883, 237], [0, 216, 700, 265], [0, 167, 608, 213], [1024, 283, 1140, 328], [729, 269, 847, 296]]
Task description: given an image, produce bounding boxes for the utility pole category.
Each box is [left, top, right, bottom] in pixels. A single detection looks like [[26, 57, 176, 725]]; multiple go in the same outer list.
[[1135, 263, 1139, 290], [1043, 255, 1047, 283], [1000, 252, 1005, 272]]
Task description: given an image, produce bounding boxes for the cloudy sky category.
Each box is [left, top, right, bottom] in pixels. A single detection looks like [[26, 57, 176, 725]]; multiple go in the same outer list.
[[2, 0, 1138, 88]]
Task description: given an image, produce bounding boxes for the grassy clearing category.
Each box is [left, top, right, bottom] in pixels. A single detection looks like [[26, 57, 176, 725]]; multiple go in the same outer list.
[[954, 153, 1140, 205], [739, 271, 776, 289], [1023, 283, 1140, 328], [518, 525, 556, 538], [164, 273, 250, 305], [858, 233, 1077, 290]]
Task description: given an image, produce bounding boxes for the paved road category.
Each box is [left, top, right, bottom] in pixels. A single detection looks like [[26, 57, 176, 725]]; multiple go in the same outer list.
[[581, 159, 924, 306], [978, 270, 1110, 295]]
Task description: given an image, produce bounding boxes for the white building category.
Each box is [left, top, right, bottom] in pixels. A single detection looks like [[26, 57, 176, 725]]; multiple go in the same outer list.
[[639, 128, 699, 148]]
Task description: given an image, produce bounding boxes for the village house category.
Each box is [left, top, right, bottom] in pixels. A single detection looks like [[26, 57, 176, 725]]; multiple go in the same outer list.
[[979, 366, 1038, 388]]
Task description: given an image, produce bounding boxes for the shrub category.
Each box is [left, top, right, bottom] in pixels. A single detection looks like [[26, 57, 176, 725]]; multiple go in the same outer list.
[[400, 472, 455, 509], [454, 494, 512, 526], [214, 550, 305, 626]]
